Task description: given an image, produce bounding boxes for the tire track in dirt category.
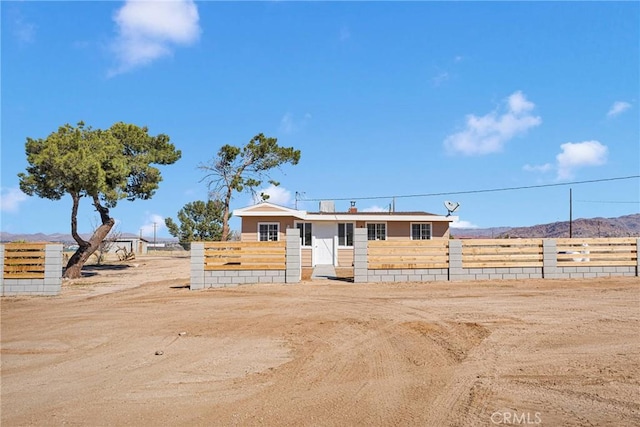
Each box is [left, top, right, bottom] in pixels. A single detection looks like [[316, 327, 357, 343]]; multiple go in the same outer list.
[[201, 293, 494, 426]]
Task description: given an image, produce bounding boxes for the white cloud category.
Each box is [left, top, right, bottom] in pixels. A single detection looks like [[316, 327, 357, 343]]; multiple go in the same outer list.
[[279, 112, 311, 134], [252, 184, 292, 206], [362, 205, 388, 213], [523, 140, 608, 180], [556, 140, 608, 180], [444, 91, 542, 156], [109, 0, 201, 76], [523, 163, 553, 173], [13, 14, 36, 44], [450, 218, 479, 229], [0, 188, 28, 213], [140, 213, 165, 237], [606, 101, 631, 118], [431, 71, 449, 87]]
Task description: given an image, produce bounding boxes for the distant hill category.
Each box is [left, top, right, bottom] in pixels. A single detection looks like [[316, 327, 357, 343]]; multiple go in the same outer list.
[[0, 232, 177, 244], [454, 214, 640, 239]]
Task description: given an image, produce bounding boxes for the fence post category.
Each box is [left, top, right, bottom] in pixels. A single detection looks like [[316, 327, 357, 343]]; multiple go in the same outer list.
[[286, 228, 301, 283], [542, 239, 558, 279], [0, 244, 4, 295], [448, 240, 463, 281], [636, 238, 640, 277], [43, 244, 63, 295], [353, 228, 368, 283], [190, 242, 205, 290]]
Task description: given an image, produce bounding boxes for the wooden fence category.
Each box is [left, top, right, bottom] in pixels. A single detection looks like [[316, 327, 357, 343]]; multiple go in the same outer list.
[[204, 241, 286, 271], [366, 238, 637, 270], [3, 243, 47, 279], [368, 240, 449, 269], [462, 239, 544, 268], [556, 238, 637, 267]]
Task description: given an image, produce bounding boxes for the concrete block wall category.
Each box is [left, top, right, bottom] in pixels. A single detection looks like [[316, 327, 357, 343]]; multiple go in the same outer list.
[[353, 228, 368, 283], [199, 269, 286, 288], [190, 231, 301, 290], [285, 228, 301, 284], [190, 242, 205, 290], [1, 244, 63, 296]]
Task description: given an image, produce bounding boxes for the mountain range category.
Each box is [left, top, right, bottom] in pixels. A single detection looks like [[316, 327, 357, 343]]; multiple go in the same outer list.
[[1, 214, 638, 243], [453, 214, 639, 238], [0, 232, 177, 244]]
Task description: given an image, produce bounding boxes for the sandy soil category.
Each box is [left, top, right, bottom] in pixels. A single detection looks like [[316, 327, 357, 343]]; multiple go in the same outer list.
[[1, 255, 639, 426]]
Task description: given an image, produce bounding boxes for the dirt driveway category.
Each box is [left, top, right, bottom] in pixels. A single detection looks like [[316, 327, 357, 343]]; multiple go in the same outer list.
[[2, 255, 639, 426]]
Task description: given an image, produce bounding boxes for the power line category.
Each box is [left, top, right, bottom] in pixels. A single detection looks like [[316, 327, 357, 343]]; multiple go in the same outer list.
[[576, 200, 639, 204], [300, 175, 640, 202]]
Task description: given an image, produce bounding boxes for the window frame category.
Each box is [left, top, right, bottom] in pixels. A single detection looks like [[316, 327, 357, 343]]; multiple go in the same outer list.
[[257, 222, 280, 242], [295, 222, 313, 247], [410, 222, 432, 240], [338, 222, 355, 247], [366, 222, 387, 241]]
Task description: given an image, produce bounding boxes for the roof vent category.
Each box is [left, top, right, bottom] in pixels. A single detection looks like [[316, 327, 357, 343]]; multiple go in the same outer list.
[[319, 200, 335, 213]]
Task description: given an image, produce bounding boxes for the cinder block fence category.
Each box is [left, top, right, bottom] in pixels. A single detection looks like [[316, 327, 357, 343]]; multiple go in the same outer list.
[[354, 229, 639, 283], [190, 229, 301, 289], [1, 243, 63, 296]]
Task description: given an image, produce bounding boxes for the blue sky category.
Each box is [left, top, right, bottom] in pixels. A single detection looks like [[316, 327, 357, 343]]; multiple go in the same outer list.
[[1, 1, 638, 238]]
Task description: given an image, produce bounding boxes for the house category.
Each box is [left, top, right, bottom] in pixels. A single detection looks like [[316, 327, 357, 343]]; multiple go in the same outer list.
[[233, 201, 457, 267]]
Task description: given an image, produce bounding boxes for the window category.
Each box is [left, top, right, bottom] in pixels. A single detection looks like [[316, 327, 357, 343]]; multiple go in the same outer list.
[[338, 223, 354, 246], [258, 223, 279, 241], [367, 223, 386, 240], [296, 222, 312, 246], [411, 223, 432, 240]]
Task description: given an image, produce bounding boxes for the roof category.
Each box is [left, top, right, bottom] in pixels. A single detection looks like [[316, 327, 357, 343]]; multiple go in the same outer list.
[[309, 210, 437, 216], [234, 202, 456, 223]]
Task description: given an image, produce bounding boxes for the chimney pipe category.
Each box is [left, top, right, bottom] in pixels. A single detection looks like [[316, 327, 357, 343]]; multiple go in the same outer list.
[[348, 201, 357, 213]]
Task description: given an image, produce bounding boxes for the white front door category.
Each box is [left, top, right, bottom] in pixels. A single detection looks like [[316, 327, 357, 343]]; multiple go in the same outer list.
[[313, 223, 335, 266]]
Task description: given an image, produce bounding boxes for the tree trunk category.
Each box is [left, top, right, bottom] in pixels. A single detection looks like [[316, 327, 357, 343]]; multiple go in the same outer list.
[[63, 195, 115, 279], [221, 189, 233, 241]]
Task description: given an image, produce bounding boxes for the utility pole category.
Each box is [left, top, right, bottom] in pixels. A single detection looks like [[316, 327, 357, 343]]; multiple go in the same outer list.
[[569, 188, 573, 238], [153, 222, 157, 247]]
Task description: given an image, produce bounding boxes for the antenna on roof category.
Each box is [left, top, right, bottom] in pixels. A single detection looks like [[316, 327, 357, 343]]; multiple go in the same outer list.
[[444, 200, 460, 216], [295, 191, 305, 210]]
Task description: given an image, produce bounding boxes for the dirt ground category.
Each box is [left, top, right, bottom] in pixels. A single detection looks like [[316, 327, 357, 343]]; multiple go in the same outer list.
[[1, 254, 639, 426]]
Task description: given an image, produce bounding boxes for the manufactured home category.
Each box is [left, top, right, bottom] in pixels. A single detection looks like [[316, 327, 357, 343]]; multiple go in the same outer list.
[[233, 201, 456, 268]]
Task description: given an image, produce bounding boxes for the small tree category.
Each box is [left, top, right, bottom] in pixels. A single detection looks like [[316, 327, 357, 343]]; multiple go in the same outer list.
[[199, 133, 301, 240], [18, 121, 181, 278], [91, 222, 123, 265], [165, 199, 228, 248]]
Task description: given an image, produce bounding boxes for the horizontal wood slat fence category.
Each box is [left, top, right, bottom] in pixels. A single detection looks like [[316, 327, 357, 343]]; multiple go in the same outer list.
[[366, 238, 637, 270], [192, 233, 638, 288], [556, 238, 637, 267], [204, 241, 286, 271], [368, 240, 449, 269], [461, 239, 543, 268], [3, 243, 47, 279]]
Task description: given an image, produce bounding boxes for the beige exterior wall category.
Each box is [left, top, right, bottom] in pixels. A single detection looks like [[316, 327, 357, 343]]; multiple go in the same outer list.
[[362, 220, 450, 240], [242, 217, 451, 241], [240, 216, 295, 242], [432, 221, 450, 239]]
